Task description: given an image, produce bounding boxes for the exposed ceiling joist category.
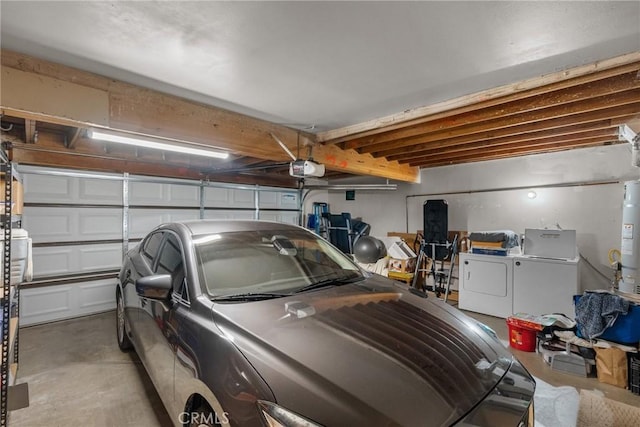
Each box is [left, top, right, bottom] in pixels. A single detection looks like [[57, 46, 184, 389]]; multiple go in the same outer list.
[[0, 49, 419, 184], [1, 49, 637, 177], [24, 118, 36, 143], [346, 73, 639, 151], [65, 127, 81, 149], [318, 52, 640, 144]]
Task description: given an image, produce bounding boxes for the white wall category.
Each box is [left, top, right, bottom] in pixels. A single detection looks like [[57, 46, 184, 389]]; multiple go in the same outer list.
[[327, 144, 639, 291]]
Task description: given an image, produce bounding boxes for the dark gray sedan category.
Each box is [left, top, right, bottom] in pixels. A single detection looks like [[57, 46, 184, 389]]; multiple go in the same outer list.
[[116, 220, 534, 427]]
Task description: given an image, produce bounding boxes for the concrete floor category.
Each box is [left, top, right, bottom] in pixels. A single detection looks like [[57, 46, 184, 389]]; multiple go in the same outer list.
[[9, 311, 172, 427], [7, 308, 640, 426]]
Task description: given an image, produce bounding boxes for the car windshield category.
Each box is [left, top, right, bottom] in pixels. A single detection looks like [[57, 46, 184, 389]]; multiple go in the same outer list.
[[193, 228, 363, 298]]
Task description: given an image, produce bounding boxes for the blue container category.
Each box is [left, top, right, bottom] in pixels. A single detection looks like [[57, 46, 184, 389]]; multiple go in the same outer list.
[[471, 247, 508, 256], [574, 295, 640, 345]]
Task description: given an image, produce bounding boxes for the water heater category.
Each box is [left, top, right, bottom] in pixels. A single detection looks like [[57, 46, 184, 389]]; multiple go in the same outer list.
[[621, 180, 640, 294]]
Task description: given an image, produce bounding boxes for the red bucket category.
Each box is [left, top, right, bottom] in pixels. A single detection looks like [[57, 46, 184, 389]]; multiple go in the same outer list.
[[507, 318, 537, 352]]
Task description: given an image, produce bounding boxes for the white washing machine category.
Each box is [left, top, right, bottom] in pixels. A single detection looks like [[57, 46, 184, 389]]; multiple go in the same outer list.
[[458, 252, 515, 318], [512, 255, 579, 318]]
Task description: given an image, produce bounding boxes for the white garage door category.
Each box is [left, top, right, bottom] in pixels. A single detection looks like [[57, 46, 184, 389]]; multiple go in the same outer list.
[[19, 166, 300, 325]]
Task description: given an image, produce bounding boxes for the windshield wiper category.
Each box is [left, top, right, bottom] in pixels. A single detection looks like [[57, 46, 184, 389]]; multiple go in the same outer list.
[[211, 292, 288, 302], [294, 276, 362, 294]]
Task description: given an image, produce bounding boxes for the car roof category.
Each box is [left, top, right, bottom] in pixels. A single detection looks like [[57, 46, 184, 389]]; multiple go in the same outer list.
[[167, 219, 303, 236]]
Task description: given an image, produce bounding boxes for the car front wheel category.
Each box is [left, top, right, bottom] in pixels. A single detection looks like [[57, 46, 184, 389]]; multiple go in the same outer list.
[[116, 289, 133, 351]]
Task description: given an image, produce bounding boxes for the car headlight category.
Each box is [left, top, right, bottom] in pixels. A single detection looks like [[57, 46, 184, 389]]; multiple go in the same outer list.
[[257, 401, 322, 427]]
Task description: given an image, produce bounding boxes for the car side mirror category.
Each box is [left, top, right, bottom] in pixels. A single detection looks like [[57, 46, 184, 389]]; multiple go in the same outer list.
[[136, 274, 172, 300]]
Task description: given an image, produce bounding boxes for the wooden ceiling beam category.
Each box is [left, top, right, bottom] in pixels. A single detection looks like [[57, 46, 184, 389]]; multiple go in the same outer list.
[[410, 136, 618, 167], [406, 134, 618, 165], [368, 101, 640, 156], [416, 141, 618, 168], [343, 71, 640, 151], [3, 127, 297, 187], [12, 146, 297, 187], [359, 90, 640, 155], [24, 119, 37, 143], [226, 156, 274, 167], [1, 49, 419, 183], [319, 53, 640, 144], [384, 121, 623, 161], [395, 128, 618, 163], [65, 127, 81, 149]]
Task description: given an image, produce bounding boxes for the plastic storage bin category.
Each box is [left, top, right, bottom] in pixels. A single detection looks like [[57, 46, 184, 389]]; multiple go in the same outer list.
[[574, 295, 640, 345], [507, 317, 537, 352], [0, 228, 32, 285]]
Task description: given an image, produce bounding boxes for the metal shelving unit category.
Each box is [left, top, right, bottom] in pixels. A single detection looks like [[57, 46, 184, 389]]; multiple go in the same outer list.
[[0, 148, 28, 426], [1, 148, 13, 426]]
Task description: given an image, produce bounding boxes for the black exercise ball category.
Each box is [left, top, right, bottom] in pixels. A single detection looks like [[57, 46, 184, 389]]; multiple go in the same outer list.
[[354, 236, 386, 263]]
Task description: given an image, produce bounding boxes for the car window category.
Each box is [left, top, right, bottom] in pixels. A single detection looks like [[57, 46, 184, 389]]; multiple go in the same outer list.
[[194, 228, 362, 298], [142, 232, 164, 263], [156, 233, 187, 299]]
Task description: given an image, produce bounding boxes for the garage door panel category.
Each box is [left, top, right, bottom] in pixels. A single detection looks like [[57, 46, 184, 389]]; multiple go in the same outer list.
[[78, 244, 122, 272], [203, 187, 231, 207], [258, 212, 279, 222], [32, 243, 122, 277], [23, 173, 72, 202], [279, 212, 300, 225], [130, 181, 200, 207], [32, 247, 73, 276], [168, 185, 200, 206], [20, 279, 116, 326], [79, 213, 122, 237], [24, 207, 122, 242], [24, 172, 121, 205], [78, 280, 116, 309], [130, 182, 165, 204], [259, 192, 278, 208], [258, 212, 300, 225], [129, 208, 200, 238], [23, 210, 71, 242], [231, 189, 254, 207], [259, 191, 298, 209], [203, 187, 255, 208], [203, 210, 255, 220], [129, 210, 165, 238], [21, 286, 73, 325], [166, 210, 200, 222], [18, 166, 300, 325], [78, 179, 122, 204]]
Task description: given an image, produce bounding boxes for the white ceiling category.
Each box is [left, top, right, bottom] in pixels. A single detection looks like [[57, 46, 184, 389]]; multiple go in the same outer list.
[[1, 1, 639, 133]]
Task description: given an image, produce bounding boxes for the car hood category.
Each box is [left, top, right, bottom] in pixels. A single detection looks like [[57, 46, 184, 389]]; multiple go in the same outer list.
[[212, 277, 515, 426]]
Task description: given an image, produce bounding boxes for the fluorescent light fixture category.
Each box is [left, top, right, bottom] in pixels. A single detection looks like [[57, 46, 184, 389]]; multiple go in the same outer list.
[[88, 129, 229, 159]]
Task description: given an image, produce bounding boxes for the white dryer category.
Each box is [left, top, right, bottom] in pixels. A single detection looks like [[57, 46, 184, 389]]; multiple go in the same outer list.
[[458, 252, 515, 318]]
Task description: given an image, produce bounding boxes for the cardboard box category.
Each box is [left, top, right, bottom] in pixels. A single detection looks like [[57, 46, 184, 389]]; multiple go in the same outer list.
[[595, 347, 628, 388], [0, 178, 23, 215], [387, 241, 417, 273], [388, 258, 416, 274]]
